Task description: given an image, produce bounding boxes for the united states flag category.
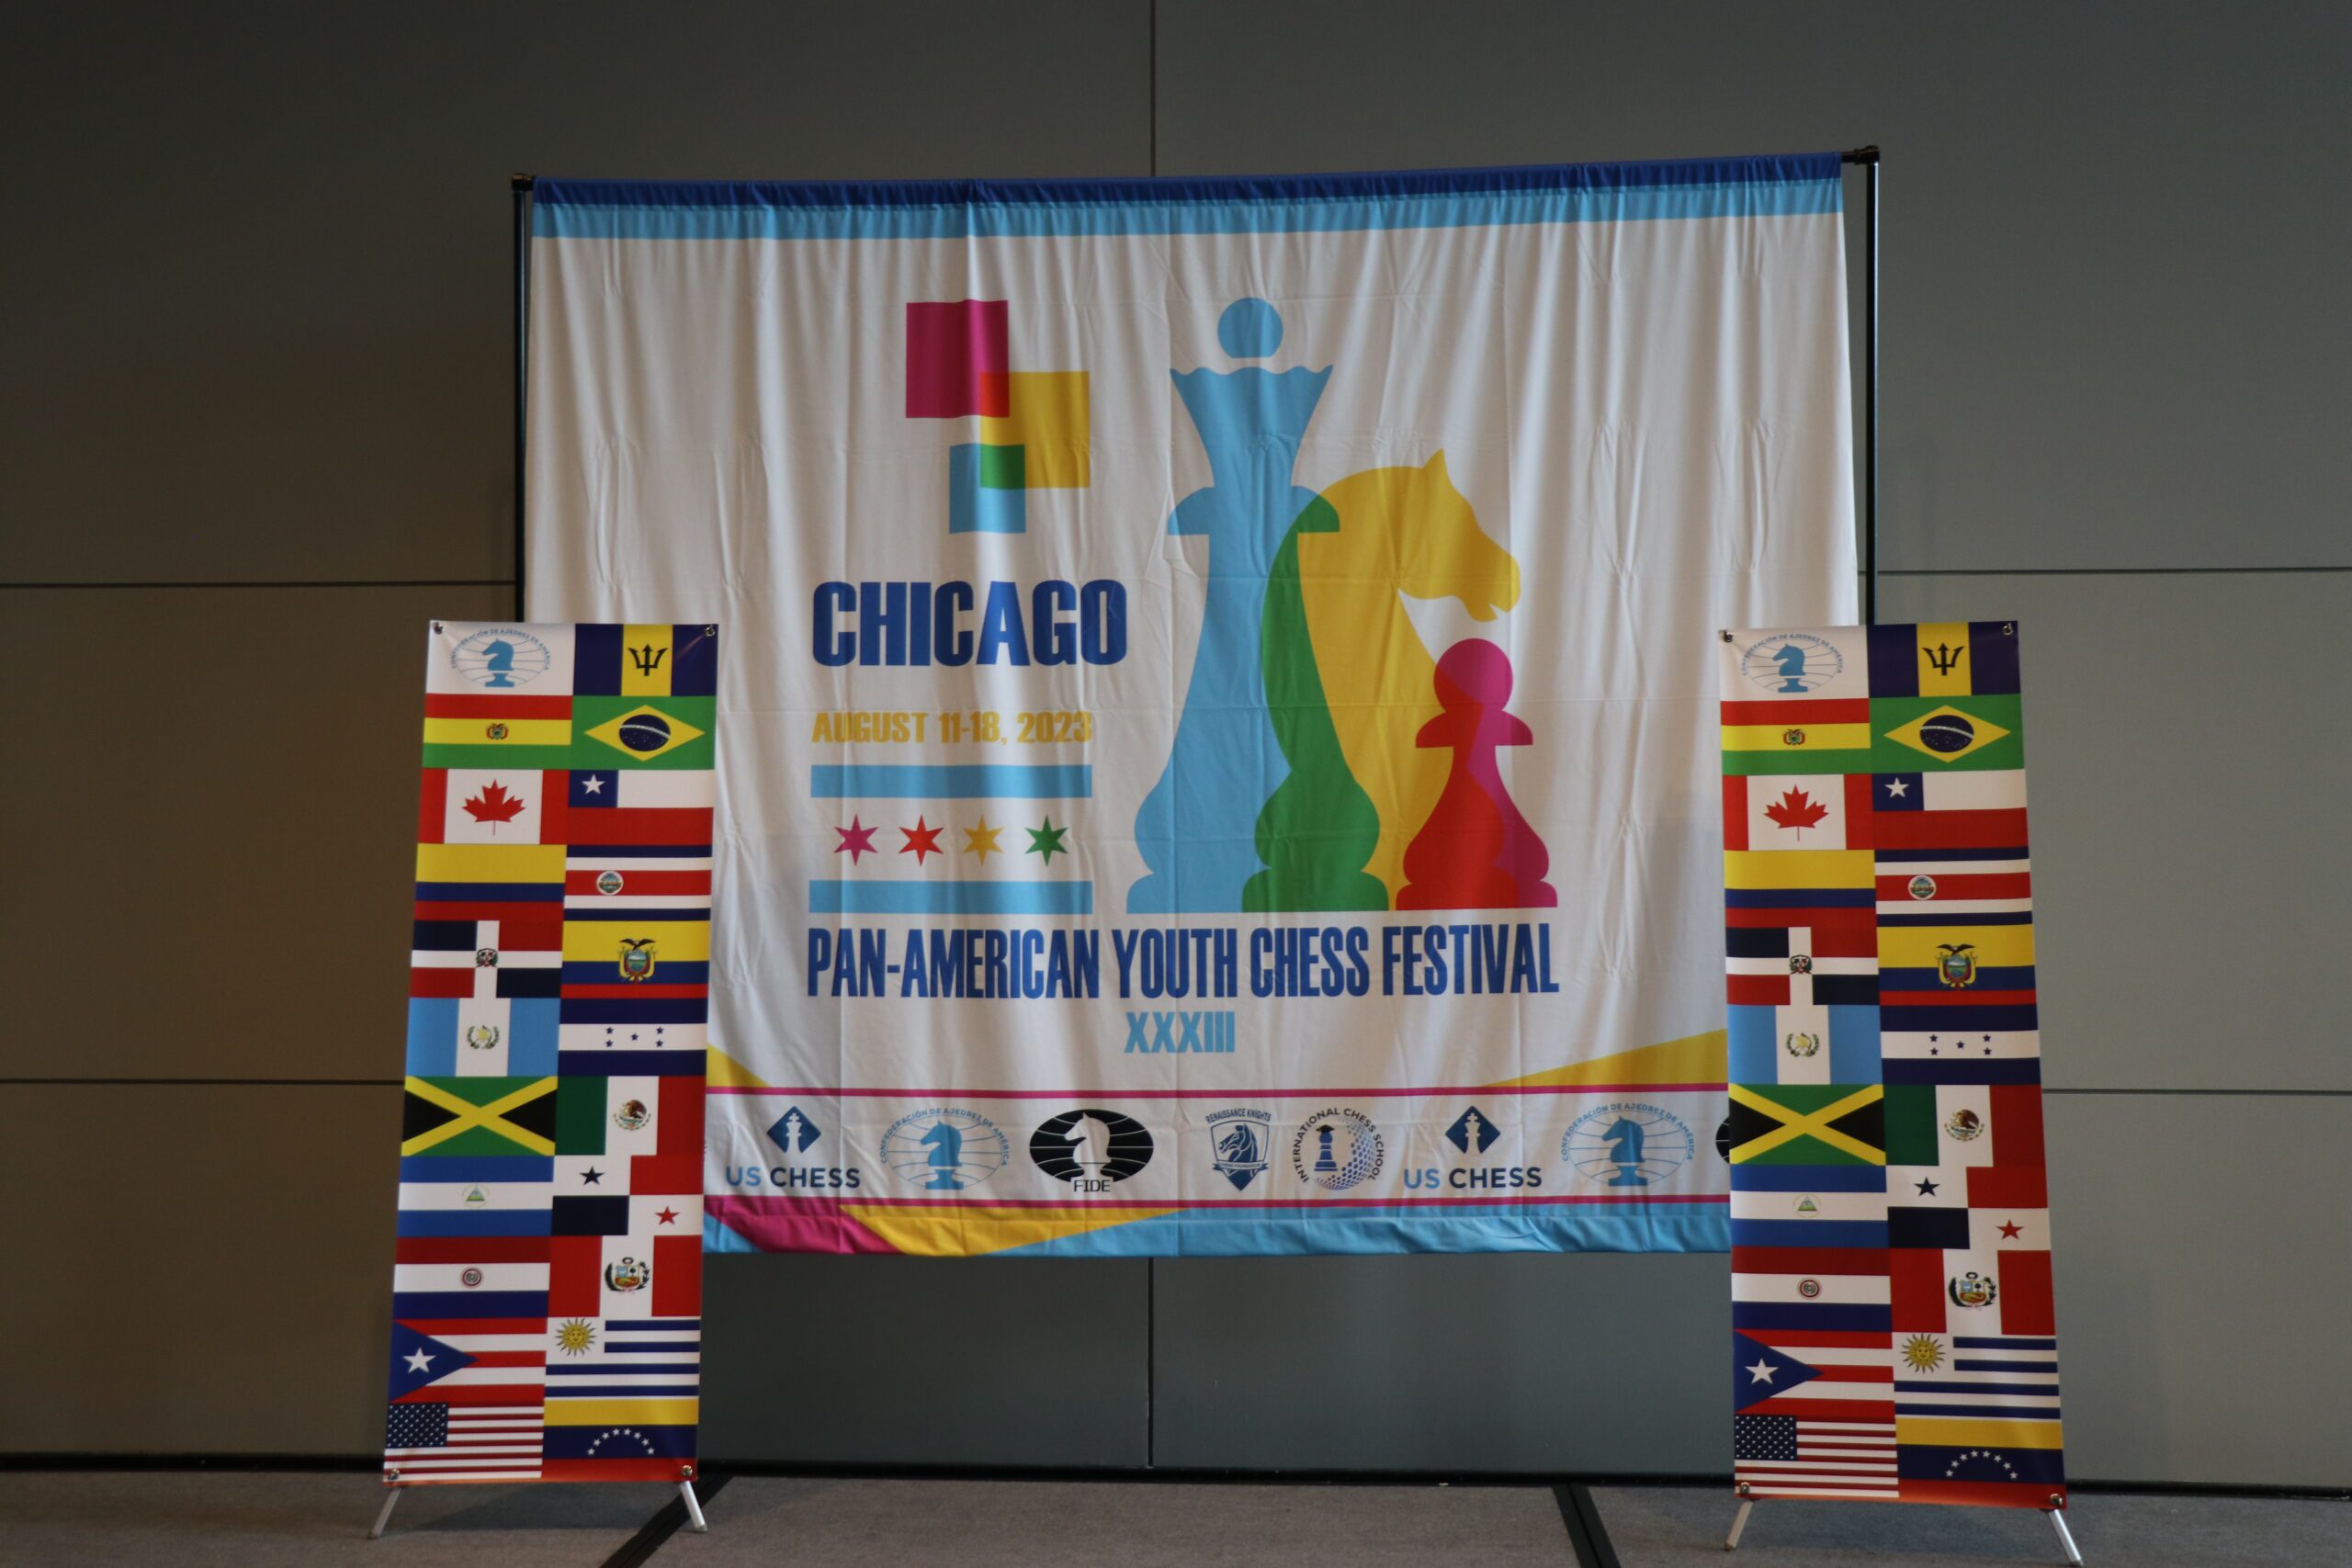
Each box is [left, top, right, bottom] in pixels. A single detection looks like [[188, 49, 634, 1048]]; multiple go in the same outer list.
[[1734, 1414, 1898, 1497], [383, 1402, 543, 1482]]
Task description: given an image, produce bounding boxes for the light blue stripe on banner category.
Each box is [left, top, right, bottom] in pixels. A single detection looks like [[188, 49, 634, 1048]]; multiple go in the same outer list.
[[810, 880, 1093, 916], [537, 180, 1841, 241], [812, 763, 1090, 798]]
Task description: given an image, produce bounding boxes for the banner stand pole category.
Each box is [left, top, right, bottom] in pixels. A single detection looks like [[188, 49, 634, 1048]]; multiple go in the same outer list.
[[1723, 1498, 1751, 1549], [1846, 143, 1879, 626], [367, 1488, 401, 1540], [679, 1481, 710, 1532], [511, 173, 534, 621]]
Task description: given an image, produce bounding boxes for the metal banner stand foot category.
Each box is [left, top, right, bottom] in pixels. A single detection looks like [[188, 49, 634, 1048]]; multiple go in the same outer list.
[[2048, 1506, 2083, 1565], [1724, 1497, 2084, 1564], [680, 1481, 709, 1533], [368, 1488, 401, 1540]]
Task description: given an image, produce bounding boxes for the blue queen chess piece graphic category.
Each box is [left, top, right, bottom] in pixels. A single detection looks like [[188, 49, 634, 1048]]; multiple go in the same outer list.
[[1130, 299, 1332, 912]]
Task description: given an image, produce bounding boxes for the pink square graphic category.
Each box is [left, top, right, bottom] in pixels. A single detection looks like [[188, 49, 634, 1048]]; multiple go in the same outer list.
[[905, 299, 1011, 418]]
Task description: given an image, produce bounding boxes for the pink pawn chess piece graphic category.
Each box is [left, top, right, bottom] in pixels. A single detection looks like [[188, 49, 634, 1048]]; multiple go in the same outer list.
[[1396, 638, 1556, 910]]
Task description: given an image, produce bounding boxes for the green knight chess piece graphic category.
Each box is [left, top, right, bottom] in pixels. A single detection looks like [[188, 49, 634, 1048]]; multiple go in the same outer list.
[[1245, 491, 1387, 912]]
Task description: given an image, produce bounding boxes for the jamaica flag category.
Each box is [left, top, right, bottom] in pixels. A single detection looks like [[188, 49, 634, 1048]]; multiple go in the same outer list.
[[401, 1076, 560, 1157], [1726, 1083, 1885, 1166]]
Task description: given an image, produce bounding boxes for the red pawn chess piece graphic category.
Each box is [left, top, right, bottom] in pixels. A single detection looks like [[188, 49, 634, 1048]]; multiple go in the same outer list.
[[1396, 638, 1557, 910]]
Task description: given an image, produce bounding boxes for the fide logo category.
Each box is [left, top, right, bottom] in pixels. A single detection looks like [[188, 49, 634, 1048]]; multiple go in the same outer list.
[[1291, 1108, 1384, 1191], [1028, 1109, 1154, 1194]]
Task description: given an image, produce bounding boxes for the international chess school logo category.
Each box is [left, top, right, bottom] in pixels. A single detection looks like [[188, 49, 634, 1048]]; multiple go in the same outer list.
[[1561, 1102, 1695, 1189], [449, 627, 553, 689], [880, 1108, 1011, 1191], [1739, 633, 1844, 694], [1206, 1108, 1272, 1191], [1028, 1109, 1154, 1193], [1291, 1108, 1384, 1191]]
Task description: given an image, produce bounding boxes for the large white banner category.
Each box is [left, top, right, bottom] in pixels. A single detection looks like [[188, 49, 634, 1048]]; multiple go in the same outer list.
[[526, 156, 1855, 1256]]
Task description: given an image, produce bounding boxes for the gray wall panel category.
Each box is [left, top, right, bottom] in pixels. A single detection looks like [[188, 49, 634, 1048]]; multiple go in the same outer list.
[[1156, 0, 2352, 572], [0, 1085, 400, 1454], [1879, 573, 2350, 1091], [0, 1, 1150, 583], [2041, 1093, 2352, 1488], [0, 586, 506, 1083], [701, 1256, 1151, 1469], [1149, 1253, 1729, 1473], [1148, 1095, 2352, 1486]]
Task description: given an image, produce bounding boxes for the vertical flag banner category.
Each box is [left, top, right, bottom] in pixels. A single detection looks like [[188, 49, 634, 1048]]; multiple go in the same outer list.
[[526, 157, 1858, 1257], [387, 621, 716, 1488], [1723, 622, 2067, 1512]]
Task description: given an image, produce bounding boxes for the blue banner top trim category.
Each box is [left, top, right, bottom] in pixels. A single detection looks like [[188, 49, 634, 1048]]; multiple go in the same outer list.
[[532, 152, 1843, 241]]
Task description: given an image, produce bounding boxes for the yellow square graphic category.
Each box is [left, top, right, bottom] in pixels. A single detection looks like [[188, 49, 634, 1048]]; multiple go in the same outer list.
[[979, 370, 1091, 488]]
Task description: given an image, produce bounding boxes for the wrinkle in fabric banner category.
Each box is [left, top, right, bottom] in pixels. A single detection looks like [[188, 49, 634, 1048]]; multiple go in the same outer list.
[[1722, 623, 2067, 1510], [524, 156, 1857, 1257]]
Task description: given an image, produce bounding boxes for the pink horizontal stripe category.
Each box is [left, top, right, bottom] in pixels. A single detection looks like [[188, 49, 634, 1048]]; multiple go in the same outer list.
[[713, 1192, 1726, 1210], [710, 1082, 1724, 1100]]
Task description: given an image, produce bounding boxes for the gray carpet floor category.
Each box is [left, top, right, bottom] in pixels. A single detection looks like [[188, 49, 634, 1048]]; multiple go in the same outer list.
[[1, 1472, 2343, 1567], [669, 1477, 1571, 1566], [0, 1471, 671, 1567], [1596, 1485, 2351, 1568]]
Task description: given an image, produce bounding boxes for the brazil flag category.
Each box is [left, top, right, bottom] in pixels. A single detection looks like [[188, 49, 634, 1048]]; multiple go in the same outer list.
[[571, 695, 718, 770]]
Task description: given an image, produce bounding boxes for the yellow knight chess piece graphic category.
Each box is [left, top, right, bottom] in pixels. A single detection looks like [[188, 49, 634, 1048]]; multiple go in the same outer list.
[[1297, 452, 1521, 903]]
